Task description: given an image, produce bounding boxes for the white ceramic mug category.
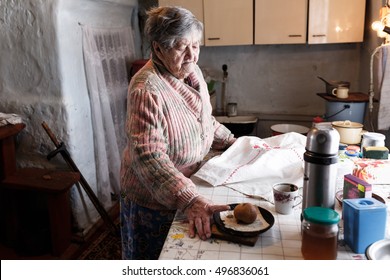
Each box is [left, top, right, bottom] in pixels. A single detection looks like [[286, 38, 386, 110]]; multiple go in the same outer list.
[[273, 183, 302, 215], [332, 86, 349, 99]]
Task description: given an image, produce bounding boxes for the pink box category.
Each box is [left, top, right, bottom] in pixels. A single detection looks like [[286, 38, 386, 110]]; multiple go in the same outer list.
[[343, 174, 372, 199]]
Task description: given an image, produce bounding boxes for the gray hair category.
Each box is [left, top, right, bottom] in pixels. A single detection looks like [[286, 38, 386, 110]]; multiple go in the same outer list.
[[145, 6, 203, 54]]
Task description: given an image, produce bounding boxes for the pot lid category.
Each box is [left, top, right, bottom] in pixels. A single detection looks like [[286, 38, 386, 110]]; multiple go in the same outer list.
[[331, 120, 363, 129]]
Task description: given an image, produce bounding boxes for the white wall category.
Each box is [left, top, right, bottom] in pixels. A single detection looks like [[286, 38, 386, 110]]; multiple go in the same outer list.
[[56, 0, 140, 231], [0, 0, 62, 165], [0, 0, 140, 234]]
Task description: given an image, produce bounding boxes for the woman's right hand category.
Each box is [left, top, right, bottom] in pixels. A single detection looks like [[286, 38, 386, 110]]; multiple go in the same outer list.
[[184, 196, 230, 240]]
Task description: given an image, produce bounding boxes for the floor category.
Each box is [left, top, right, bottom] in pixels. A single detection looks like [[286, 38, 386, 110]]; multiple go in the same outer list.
[[0, 202, 119, 260], [0, 237, 82, 260]]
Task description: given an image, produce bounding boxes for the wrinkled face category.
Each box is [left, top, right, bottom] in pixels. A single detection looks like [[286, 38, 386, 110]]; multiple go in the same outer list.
[[154, 32, 201, 80]]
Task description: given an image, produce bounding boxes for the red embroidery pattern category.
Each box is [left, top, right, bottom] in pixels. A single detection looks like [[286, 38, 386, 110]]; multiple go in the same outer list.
[[221, 143, 304, 185], [222, 148, 263, 185], [291, 148, 304, 162]]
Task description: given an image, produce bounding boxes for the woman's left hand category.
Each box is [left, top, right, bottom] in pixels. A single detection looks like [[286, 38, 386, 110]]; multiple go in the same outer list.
[[184, 196, 230, 240]]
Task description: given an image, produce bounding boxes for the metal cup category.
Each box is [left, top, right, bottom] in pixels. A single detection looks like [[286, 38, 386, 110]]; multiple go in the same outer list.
[[227, 103, 237, 117]]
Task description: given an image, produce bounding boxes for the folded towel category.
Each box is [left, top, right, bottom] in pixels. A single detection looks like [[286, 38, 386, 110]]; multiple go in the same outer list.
[[0, 113, 22, 127], [193, 133, 306, 200], [377, 45, 390, 130]]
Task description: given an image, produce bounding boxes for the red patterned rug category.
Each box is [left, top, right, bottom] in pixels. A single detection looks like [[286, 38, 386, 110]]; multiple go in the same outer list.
[[77, 218, 121, 260]]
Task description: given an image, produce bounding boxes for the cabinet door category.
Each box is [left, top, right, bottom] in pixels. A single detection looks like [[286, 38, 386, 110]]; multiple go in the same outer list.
[[308, 0, 366, 44], [255, 0, 307, 45], [203, 0, 253, 46], [158, 0, 203, 24], [158, 0, 204, 45]]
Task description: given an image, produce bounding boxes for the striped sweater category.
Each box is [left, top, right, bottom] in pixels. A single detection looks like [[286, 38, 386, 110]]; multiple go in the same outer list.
[[120, 60, 234, 211]]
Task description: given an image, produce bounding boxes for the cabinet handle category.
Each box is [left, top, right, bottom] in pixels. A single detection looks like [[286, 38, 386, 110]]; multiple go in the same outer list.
[[312, 34, 326, 37], [207, 37, 221, 40], [288, 35, 302, 37]]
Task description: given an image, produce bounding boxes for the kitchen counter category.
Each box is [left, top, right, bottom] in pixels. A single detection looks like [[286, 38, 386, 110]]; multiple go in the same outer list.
[[159, 177, 390, 260]]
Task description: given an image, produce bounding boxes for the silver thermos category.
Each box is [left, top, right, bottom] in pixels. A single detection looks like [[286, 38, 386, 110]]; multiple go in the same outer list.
[[302, 124, 340, 211]]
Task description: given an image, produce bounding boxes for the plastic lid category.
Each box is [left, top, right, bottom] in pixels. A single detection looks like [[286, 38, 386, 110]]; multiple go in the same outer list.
[[346, 145, 360, 152], [343, 198, 387, 210], [345, 150, 359, 157], [363, 132, 386, 140], [303, 207, 340, 225], [332, 120, 363, 128]]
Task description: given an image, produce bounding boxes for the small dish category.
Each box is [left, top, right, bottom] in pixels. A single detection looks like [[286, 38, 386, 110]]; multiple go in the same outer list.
[[366, 239, 390, 260], [335, 190, 386, 207], [213, 203, 275, 237]]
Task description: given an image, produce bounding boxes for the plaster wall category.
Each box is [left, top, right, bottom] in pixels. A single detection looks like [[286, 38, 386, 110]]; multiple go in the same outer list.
[[0, 0, 62, 165], [198, 43, 362, 117], [0, 0, 140, 233]]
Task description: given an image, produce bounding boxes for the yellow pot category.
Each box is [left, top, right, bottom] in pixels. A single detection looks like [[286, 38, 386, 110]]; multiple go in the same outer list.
[[331, 120, 363, 144]]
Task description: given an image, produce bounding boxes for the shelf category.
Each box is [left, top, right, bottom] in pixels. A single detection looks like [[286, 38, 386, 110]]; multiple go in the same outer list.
[[0, 123, 25, 140], [317, 92, 377, 103]]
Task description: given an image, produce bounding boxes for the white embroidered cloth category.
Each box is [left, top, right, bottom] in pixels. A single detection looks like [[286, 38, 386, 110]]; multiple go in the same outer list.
[[193, 133, 306, 200]]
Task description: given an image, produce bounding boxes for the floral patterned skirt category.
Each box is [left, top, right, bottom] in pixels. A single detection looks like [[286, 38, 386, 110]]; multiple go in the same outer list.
[[120, 196, 176, 260]]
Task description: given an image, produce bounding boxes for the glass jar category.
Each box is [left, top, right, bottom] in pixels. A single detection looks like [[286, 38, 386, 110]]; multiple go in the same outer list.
[[301, 207, 340, 260]]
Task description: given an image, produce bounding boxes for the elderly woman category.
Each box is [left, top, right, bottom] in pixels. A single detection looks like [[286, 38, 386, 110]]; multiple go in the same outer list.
[[120, 6, 236, 260]]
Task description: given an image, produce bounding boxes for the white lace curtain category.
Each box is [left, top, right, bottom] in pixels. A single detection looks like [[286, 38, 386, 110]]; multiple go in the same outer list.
[[82, 24, 136, 208]]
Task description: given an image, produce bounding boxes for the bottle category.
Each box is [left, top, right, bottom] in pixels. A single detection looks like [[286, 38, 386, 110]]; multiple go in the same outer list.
[[302, 123, 340, 211], [301, 207, 340, 260]]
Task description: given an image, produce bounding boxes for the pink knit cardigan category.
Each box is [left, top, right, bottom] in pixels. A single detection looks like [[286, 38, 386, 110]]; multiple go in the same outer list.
[[120, 60, 234, 211]]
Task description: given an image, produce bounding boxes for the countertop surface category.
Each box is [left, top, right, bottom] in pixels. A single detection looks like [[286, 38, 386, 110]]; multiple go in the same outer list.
[[159, 177, 390, 260]]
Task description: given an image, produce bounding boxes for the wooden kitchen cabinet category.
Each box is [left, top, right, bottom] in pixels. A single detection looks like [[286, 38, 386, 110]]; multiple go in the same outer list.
[[203, 0, 253, 46], [308, 0, 366, 44], [159, 0, 253, 46], [255, 0, 308, 45], [159, 0, 366, 46]]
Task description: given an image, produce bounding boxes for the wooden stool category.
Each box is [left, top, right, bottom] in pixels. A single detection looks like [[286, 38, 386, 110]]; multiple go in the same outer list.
[[1, 168, 80, 256]]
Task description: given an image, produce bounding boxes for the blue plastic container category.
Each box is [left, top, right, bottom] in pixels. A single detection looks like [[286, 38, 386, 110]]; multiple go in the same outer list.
[[343, 198, 387, 254]]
